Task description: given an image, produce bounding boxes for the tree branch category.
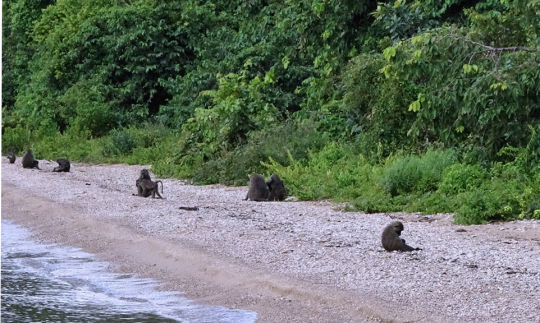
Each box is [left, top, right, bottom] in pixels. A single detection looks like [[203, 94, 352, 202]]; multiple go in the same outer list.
[[448, 35, 538, 53]]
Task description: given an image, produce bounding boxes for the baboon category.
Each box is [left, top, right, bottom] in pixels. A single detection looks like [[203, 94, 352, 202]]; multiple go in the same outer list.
[[21, 149, 40, 169], [244, 173, 269, 201], [6, 152, 16, 163], [53, 158, 71, 172], [139, 168, 152, 181], [266, 174, 287, 201], [381, 221, 421, 252], [135, 169, 164, 199]]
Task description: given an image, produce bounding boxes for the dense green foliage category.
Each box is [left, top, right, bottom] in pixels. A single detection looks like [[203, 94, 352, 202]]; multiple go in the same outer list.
[[3, 0, 539, 224]]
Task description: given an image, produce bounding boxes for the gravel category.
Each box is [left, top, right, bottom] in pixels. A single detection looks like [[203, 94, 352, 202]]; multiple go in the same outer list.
[[3, 158, 540, 322]]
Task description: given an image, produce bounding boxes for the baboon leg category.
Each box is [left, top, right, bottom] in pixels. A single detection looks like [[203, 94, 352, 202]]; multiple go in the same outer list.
[[152, 182, 163, 199]]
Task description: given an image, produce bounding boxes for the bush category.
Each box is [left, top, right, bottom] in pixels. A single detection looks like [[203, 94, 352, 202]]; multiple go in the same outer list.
[[453, 163, 540, 224], [439, 163, 488, 194], [60, 78, 118, 137], [455, 180, 520, 225], [342, 3, 540, 160], [188, 118, 329, 185], [102, 129, 136, 156], [263, 143, 375, 201], [351, 189, 394, 213], [112, 122, 172, 152], [34, 133, 105, 162], [341, 52, 415, 160], [1, 125, 32, 154], [380, 149, 457, 196]]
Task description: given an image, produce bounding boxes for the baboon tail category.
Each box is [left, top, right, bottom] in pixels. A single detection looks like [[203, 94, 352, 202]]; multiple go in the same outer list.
[[402, 244, 417, 252]]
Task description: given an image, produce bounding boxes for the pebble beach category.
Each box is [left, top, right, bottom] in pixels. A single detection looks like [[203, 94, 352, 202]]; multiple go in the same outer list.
[[2, 158, 539, 322]]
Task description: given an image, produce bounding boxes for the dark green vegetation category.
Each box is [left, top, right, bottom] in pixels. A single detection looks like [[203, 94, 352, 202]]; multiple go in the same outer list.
[[3, 0, 539, 224]]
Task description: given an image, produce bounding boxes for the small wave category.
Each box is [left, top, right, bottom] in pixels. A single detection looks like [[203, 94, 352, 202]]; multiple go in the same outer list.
[[1, 220, 257, 323]]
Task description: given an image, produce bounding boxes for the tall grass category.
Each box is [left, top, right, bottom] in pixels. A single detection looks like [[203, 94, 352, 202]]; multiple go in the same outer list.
[[264, 143, 539, 224], [7, 123, 538, 225]]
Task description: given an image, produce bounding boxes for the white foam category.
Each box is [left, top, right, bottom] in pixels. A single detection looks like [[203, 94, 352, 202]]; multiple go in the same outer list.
[[1, 220, 257, 323]]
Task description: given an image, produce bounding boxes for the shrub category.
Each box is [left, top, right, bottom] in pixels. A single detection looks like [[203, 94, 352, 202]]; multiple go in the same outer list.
[[380, 149, 457, 196], [60, 79, 118, 137], [351, 189, 394, 213], [1, 125, 32, 154], [188, 118, 329, 185], [102, 129, 136, 156], [263, 143, 375, 201], [453, 166, 540, 224], [182, 70, 281, 158], [34, 132, 105, 162], [454, 180, 520, 225], [439, 163, 488, 194], [124, 123, 171, 149]]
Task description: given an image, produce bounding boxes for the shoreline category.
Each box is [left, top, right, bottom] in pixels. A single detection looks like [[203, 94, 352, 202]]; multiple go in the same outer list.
[[1, 183, 390, 322], [2, 159, 539, 322]]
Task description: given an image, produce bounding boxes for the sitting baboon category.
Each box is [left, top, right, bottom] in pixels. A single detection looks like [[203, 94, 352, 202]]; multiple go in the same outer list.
[[381, 221, 421, 252], [6, 152, 16, 164], [244, 173, 269, 201], [21, 149, 40, 169], [53, 158, 71, 172], [266, 174, 287, 201], [135, 169, 164, 199]]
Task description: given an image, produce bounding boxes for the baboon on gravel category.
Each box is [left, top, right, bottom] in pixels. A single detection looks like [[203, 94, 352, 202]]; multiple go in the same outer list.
[[6, 152, 16, 163], [21, 149, 40, 169], [53, 158, 71, 172], [135, 169, 164, 199], [381, 221, 421, 252], [266, 174, 287, 201], [244, 173, 269, 201]]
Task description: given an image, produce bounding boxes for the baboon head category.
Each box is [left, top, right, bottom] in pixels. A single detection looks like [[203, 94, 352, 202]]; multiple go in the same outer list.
[[266, 174, 287, 201], [139, 169, 151, 180], [390, 221, 404, 235], [7, 152, 16, 163]]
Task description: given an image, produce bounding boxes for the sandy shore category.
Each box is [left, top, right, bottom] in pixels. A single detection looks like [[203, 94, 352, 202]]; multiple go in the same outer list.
[[2, 158, 539, 322]]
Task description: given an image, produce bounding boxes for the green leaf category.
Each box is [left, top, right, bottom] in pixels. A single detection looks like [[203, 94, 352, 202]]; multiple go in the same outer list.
[[264, 70, 275, 84], [322, 30, 331, 40], [282, 56, 290, 69], [411, 35, 424, 45], [490, 82, 508, 91], [408, 100, 421, 112], [463, 64, 479, 74], [383, 46, 397, 61], [379, 65, 393, 78]]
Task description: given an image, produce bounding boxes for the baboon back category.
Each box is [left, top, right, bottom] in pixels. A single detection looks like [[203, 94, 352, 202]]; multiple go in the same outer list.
[[267, 174, 287, 201], [22, 149, 39, 169], [381, 221, 418, 252], [53, 158, 71, 172], [246, 174, 269, 201]]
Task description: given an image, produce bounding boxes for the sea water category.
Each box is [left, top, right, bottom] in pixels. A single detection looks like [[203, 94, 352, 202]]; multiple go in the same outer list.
[[1, 220, 257, 322]]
